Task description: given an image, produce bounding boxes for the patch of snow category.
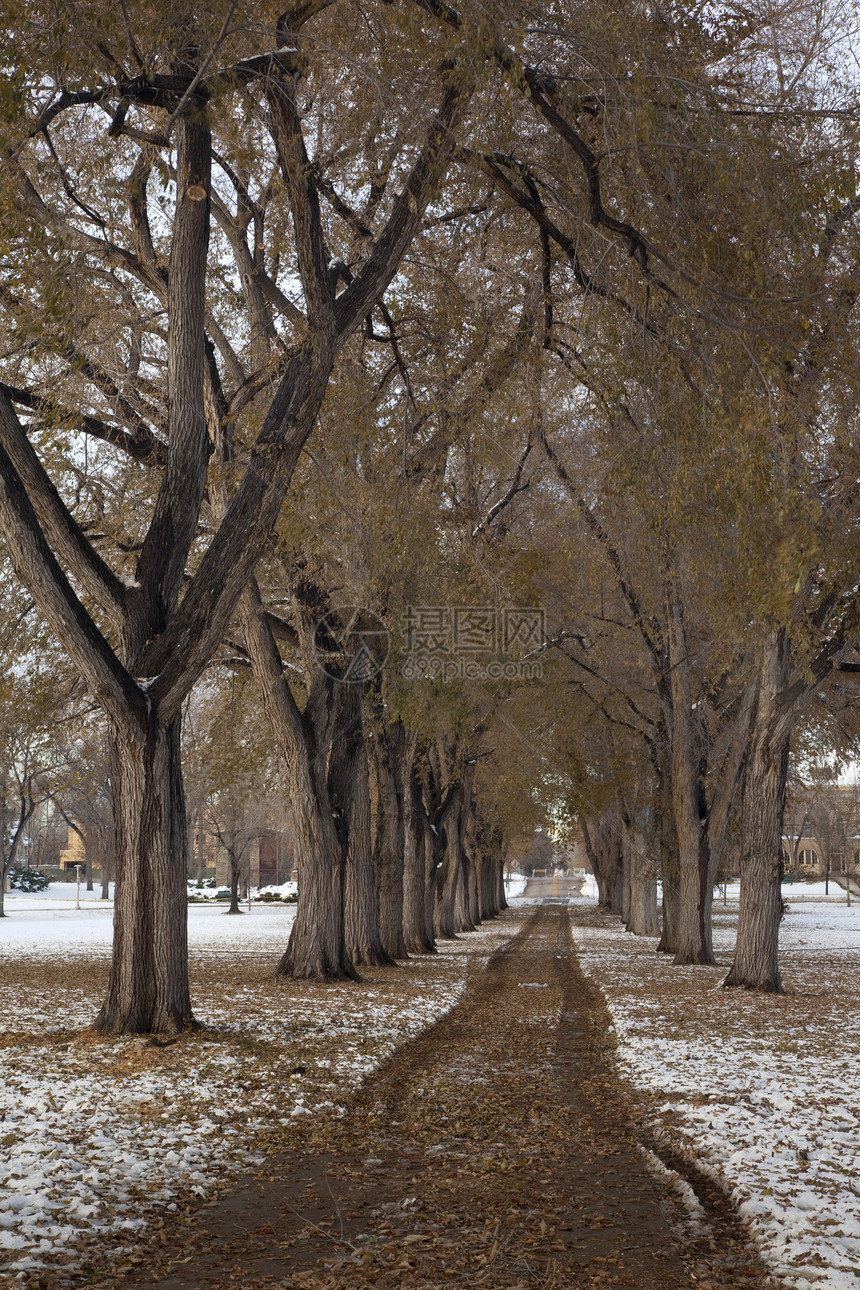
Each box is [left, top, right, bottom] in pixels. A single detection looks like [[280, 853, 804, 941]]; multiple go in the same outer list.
[[572, 893, 860, 1290], [0, 899, 511, 1284]]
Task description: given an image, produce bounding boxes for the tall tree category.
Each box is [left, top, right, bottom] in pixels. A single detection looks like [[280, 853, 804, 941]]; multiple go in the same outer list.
[[0, 0, 475, 1027]]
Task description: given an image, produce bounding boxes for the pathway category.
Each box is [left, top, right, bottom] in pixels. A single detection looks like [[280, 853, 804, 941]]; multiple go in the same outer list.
[[130, 904, 778, 1290]]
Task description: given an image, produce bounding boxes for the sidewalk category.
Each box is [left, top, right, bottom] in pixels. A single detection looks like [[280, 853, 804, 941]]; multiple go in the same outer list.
[[121, 906, 779, 1290]]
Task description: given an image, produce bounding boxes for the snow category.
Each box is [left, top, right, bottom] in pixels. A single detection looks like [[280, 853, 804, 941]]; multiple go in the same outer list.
[[0, 901, 511, 1284], [504, 874, 527, 899], [572, 887, 860, 1290], [4, 880, 115, 903]]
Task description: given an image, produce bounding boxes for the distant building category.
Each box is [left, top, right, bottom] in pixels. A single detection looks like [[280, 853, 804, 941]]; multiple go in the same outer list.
[[781, 836, 860, 877], [58, 827, 95, 872]]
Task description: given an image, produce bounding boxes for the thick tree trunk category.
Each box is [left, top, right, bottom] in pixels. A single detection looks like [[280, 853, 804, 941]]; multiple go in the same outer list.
[[623, 808, 659, 936], [241, 586, 354, 981], [435, 761, 476, 937], [423, 812, 444, 943], [620, 823, 632, 925], [657, 865, 681, 954], [667, 588, 715, 965], [654, 755, 679, 953], [338, 698, 390, 968], [226, 848, 243, 915], [372, 720, 408, 960], [463, 817, 481, 929], [496, 852, 508, 911], [402, 743, 434, 954], [609, 835, 624, 914], [435, 805, 461, 939], [671, 771, 713, 964], [621, 810, 665, 933], [588, 815, 624, 915], [476, 844, 500, 920], [724, 637, 792, 992], [95, 714, 193, 1034], [277, 752, 353, 979], [454, 847, 477, 933]]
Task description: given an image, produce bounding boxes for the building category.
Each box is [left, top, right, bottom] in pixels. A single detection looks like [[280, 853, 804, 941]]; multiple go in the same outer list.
[[58, 826, 96, 873], [781, 836, 860, 878]]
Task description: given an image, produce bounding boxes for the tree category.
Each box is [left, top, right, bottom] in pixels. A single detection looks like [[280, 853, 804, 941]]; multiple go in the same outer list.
[[0, 1, 476, 1028]]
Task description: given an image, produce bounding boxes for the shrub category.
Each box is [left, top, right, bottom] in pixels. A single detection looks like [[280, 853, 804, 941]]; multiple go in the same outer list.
[[9, 867, 51, 892]]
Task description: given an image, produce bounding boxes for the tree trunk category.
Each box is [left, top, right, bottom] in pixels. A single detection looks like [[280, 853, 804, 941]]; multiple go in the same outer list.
[[241, 585, 355, 981], [336, 691, 389, 967], [402, 741, 434, 954], [623, 808, 659, 936], [226, 848, 243, 915], [586, 814, 624, 914], [496, 850, 508, 911], [434, 794, 461, 940], [463, 816, 481, 929], [434, 761, 476, 937], [620, 820, 632, 925], [372, 720, 408, 960], [657, 866, 681, 954], [724, 636, 792, 992], [666, 586, 715, 965], [476, 840, 501, 920], [454, 847, 477, 933], [655, 752, 679, 953], [276, 749, 353, 979], [423, 811, 444, 942], [94, 714, 193, 1034]]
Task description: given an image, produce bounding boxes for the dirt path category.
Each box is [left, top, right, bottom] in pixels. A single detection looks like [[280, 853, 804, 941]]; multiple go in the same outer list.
[[130, 905, 778, 1290]]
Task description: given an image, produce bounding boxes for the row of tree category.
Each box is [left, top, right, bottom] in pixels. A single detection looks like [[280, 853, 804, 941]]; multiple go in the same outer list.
[[1, 0, 859, 1030]]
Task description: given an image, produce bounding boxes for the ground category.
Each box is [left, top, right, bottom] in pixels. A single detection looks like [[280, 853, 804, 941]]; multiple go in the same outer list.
[[0, 879, 858, 1287]]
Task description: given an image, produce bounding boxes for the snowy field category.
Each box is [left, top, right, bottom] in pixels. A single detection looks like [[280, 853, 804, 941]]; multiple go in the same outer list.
[[0, 893, 515, 1286], [573, 886, 860, 1290]]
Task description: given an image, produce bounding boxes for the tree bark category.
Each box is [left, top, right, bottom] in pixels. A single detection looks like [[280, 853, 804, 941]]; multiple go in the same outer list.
[[463, 814, 482, 929], [226, 846, 243, 915], [240, 584, 355, 980], [724, 635, 791, 992], [402, 739, 434, 954], [584, 813, 624, 913], [277, 742, 353, 979], [620, 820, 632, 925], [496, 849, 508, 911], [334, 688, 389, 967], [372, 719, 408, 960], [434, 757, 476, 938], [434, 791, 461, 940], [95, 714, 193, 1034], [623, 807, 659, 936], [666, 584, 715, 965], [454, 843, 478, 934]]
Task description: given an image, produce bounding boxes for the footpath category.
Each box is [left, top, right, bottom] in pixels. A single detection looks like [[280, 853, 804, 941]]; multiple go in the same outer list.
[[128, 904, 778, 1290]]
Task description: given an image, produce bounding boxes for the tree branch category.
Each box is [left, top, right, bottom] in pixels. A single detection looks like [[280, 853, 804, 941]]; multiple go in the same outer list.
[[0, 389, 130, 623]]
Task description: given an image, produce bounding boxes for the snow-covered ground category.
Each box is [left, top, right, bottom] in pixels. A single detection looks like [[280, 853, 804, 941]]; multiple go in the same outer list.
[[504, 874, 528, 899], [0, 901, 511, 1285], [573, 887, 860, 1290]]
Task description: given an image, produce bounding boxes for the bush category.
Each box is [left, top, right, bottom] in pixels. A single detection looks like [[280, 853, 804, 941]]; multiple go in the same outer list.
[[8, 867, 50, 892]]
